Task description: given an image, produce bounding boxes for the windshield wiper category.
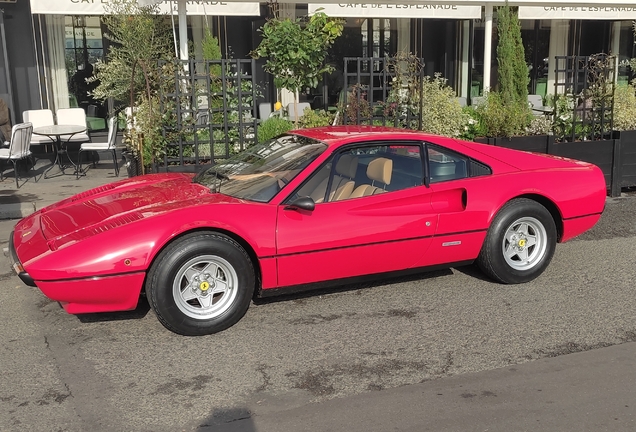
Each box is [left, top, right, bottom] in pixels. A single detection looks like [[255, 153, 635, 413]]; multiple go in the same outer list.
[[210, 170, 228, 193]]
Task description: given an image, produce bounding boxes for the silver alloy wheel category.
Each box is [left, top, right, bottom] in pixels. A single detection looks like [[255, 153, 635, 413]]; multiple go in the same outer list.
[[172, 254, 238, 320], [501, 216, 548, 271]]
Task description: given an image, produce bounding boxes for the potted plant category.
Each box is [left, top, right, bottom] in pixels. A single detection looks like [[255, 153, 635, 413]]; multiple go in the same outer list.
[[252, 11, 344, 127], [612, 22, 636, 188], [91, 0, 173, 176], [474, 4, 544, 151], [547, 54, 619, 194], [416, 73, 469, 137], [612, 83, 636, 188]]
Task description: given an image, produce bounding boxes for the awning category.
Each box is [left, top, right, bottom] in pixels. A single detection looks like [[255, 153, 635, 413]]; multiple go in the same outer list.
[[29, 0, 260, 16], [519, 6, 636, 19], [309, 3, 481, 18]]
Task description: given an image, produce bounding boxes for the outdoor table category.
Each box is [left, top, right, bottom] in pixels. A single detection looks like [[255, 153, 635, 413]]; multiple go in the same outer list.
[[532, 106, 554, 116], [33, 125, 87, 179]]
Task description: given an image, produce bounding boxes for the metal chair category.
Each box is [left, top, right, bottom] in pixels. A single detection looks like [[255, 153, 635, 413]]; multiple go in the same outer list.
[[287, 102, 311, 122], [527, 94, 544, 109], [56, 108, 91, 144], [259, 102, 272, 120], [0, 122, 35, 187], [76, 117, 119, 179], [23, 109, 55, 152], [471, 96, 486, 107]]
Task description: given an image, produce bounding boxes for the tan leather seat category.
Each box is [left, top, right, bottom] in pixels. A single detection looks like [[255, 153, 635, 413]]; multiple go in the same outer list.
[[350, 157, 392, 198], [309, 154, 358, 202]]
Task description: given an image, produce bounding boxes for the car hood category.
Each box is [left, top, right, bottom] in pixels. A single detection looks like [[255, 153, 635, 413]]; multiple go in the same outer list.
[[37, 173, 233, 248]]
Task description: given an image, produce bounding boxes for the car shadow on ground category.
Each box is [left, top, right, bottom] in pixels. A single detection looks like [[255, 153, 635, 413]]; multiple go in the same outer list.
[[73, 266, 477, 323], [452, 263, 495, 283], [75, 295, 151, 323], [197, 407, 256, 432], [253, 267, 455, 305]]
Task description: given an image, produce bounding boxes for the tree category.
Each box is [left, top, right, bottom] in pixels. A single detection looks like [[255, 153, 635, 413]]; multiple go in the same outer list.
[[91, 0, 173, 169], [478, 2, 532, 137], [92, 0, 172, 115], [252, 12, 344, 125], [496, 3, 528, 105]]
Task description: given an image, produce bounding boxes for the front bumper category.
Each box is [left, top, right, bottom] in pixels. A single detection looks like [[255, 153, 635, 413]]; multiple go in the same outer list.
[[8, 231, 37, 287]]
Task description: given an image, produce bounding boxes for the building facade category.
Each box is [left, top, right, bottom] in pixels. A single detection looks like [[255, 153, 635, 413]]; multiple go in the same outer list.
[[0, 0, 635, 126]]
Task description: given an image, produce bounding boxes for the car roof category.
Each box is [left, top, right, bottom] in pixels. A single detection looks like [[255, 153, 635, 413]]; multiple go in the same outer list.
[[290, 126, 441, 147]]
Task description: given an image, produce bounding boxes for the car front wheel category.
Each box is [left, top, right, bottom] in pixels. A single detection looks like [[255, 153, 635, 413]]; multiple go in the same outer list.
[[477, 198, 557, 284], [146, 232, 255, 336]]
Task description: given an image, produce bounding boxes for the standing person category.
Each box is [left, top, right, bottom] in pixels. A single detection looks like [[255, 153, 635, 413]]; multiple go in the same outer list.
[[70, 63, 95, 109], [0, 97, 11, 144]]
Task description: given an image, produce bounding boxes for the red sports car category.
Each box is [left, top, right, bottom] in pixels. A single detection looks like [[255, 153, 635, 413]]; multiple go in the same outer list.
[[9, 127, 606, 336]]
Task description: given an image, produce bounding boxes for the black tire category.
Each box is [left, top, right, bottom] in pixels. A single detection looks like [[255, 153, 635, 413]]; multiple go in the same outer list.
[[477, 198, 557, 284], [146, 232, 255, 336]]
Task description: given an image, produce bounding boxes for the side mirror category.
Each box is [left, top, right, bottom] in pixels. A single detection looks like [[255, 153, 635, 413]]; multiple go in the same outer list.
[[284, 196, 315, 212]]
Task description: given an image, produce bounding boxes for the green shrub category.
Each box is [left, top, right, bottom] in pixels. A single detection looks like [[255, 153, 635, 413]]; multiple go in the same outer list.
[[526, 116, 553, 135], [459, 106, 487, 141], [614, 84, 636, 131], [299, 108, 334, 128], [339, 83, 372, 125], [419, 74, 468, 137], [257, 116, 294, 143], [479, 91, 532, 137]]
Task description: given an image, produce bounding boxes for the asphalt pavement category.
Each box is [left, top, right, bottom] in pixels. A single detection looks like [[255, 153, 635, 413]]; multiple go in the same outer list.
[[0, 156, 636, 432], [204, 341, 636, 432]]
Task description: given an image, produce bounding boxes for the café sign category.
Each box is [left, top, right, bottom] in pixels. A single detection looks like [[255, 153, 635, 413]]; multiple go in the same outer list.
[[519, 6, 636, 19], [30, 0, 260, 16], [309, 3, 480, 18]]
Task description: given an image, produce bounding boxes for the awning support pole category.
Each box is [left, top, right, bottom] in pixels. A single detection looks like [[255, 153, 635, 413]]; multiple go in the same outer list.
[[483, 3, 493, 93]]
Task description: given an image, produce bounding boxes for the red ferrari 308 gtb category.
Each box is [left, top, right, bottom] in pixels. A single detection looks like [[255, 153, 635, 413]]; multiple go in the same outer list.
[[9, 127, 606, 335]]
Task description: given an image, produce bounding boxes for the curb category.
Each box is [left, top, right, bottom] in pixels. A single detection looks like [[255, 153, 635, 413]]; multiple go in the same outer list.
[[0, 201, 38, 220]]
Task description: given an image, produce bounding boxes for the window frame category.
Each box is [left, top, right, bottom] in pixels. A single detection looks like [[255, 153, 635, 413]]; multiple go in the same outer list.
[[424, 142, 492, 184], [283, 140, 427, 205]]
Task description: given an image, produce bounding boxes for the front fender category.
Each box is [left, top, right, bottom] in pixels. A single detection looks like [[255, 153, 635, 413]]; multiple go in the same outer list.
[[25, 203, 278, 282]]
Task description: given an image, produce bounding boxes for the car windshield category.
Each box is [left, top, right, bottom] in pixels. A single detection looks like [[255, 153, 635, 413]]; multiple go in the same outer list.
[[192, 134, 327, 202]]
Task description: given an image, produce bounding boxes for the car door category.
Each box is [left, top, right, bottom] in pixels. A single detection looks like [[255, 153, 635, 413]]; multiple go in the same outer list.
[[275, 142, 439, 288], [422, 142, 494, 267]]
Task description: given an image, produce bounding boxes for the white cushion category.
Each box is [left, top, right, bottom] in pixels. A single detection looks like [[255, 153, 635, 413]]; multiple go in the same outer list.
[[80, 142, 110, 151], [0, 148, 31, 159], [30, 135, 55, 144]]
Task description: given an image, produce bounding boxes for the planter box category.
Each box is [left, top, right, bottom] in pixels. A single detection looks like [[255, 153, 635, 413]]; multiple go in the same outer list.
[[614, 130, 636, 188], [122, 151, 142, 178], [473, 137, 492, 145], [473, 135, 552, 153], [492, 135, 552, 153], [548, 139, 617, 194]]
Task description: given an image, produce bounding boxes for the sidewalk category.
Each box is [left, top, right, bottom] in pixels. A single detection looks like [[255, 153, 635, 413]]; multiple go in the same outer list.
[[0, 141, 123, 220]]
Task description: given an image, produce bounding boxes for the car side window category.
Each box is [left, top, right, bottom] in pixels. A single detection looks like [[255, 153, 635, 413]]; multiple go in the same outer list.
[[294, 143, 423, 204], [426, 144, 469, 183]]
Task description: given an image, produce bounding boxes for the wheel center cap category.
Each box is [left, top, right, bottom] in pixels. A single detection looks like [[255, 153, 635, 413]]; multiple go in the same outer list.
[[518, 238, 526, 248], [199, 281, 210, 291]]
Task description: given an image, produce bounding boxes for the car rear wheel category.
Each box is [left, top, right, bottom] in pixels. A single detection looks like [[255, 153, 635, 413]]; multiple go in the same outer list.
[[146, 232, 255, 336], [477, 198, 557, 284]]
